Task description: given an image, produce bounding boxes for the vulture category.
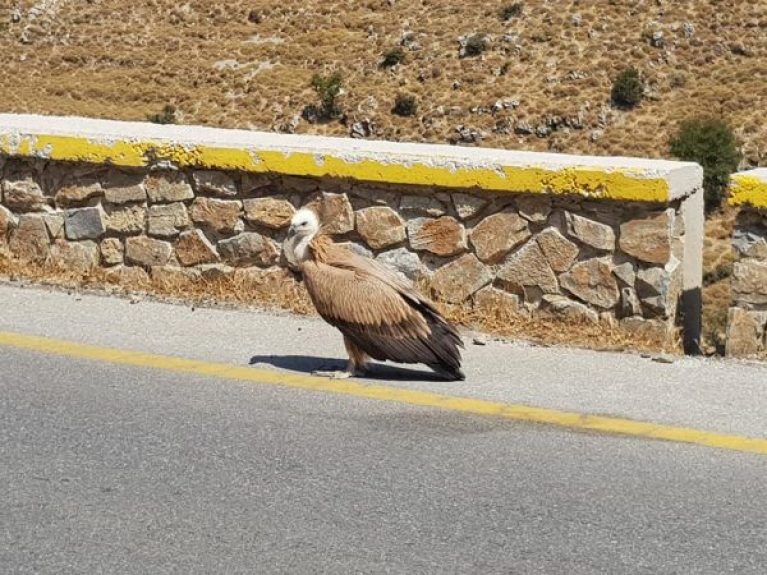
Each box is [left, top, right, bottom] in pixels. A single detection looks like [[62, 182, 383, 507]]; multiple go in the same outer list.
[[283, 208, 465, 381]]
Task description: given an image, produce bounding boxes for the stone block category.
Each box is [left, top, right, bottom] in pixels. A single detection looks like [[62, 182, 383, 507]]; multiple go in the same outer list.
[[376, 248, 426, 280], [636, 266, 677, 316], [338, 242, 373, 259], [542, 294, 599, 322], [726, 308, 767, 358], [473, 286, 521, 315], [613, 261, 636, 286], [282, 176, 319, 194], [566, 212, 615, 251], [175, 229, 220, 266], [65, 206, 106, 240], [400, 195, 447, 217], [189, 198, 242, 233], [148, 203, 190, 238], [243, 197, 295, 229], [42, 213, 65, 239], [470, 211, 530, 263], [49, 240, 100, 273], [2, 174, 47, 212], [192, 170, 238, 197], [620, 287, 642, 317], [104, 205, 146, 235], [0, 205, 18, 243], [560, 258, 620, 309], [151, 265, 202, 286], [352, 185, 399, 207], [9, 215, 50, 262], [517, 195, 551, 223], [408, 216, 467, 256], [305, 192, 354, 234], [430, 254, 493, 303], [619, 210, 673, 264], [54, 179, 103, 208], [218, 232, 280, 267], [145, 171, 194, 203], [103, 265, 151, 286], [125, 236, 173, 268], [234, 266, 296, 292], [241, 173, 275, 195], [535, 227, 578, 272], [731, 260, 767, 305], [198, 264, 236, 281], [103, 171, 147, 204], [619, 317, 671, 342], [100, 238, 124, 266], [497, 239, 558, 295], [732, 229, 767, 260], [452, 193, 487, 220], [356, 206, 406, 249]]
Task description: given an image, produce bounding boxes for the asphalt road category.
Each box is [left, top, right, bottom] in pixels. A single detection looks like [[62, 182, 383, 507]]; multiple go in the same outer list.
[[2, 284, 767, 573]]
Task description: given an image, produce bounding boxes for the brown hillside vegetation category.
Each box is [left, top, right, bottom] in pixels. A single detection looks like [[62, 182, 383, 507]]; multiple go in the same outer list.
[[1, 0, 766, 164]]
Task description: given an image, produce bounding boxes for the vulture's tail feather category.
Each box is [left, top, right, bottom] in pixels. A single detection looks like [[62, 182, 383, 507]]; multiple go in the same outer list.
[[417, 303, 464, 380], [428, 363, 466, 381]]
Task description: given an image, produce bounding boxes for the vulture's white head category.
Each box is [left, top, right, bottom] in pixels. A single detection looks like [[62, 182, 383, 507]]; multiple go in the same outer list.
[[284, 208, 320, 266], [288, 208, 320, 240]]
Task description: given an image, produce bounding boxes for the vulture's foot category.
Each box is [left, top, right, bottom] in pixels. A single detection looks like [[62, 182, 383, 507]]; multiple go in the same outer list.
[[311, 369, 353, 379]]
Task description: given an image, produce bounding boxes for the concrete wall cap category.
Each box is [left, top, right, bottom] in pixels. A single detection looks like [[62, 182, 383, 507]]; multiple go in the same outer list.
[[730, 169, 767, 208], [0, 114, 702, 203]]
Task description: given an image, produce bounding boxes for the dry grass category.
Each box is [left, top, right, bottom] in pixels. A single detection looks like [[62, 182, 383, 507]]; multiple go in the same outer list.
[[701, 207, 737, 354], [444, 301, 677, 355], [1, 1, 766, 163], [0, 252, 315, 314], [0, 253, 677, 356]]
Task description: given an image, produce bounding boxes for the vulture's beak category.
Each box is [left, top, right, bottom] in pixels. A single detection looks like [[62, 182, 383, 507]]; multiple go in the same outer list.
[[286, 225, 296, 238]]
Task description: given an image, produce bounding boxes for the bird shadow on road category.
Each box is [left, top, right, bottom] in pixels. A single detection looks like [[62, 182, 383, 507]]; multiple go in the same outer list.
[[248, 355, 447, 382]]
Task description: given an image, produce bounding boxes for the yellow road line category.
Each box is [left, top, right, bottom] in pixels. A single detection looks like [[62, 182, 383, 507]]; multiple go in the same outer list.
[[2, 330, 766, 456]]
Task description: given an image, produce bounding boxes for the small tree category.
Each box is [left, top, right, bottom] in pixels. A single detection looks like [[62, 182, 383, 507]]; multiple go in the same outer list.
[[147, 104, 177, 125], [392, 94, 418, 117], [500, 3, 524, 21], [461, 33, 488, 58], [380, 48, 405, 68], [310, 72, 343, 119], [670, 117, 742, 211], [610, 68, 643, 109]]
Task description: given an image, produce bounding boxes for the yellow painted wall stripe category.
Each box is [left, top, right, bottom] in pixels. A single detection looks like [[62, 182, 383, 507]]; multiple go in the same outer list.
[[0, 133, 672, 202], [729, 173, 767, 208], [1, 330, 766, 456]]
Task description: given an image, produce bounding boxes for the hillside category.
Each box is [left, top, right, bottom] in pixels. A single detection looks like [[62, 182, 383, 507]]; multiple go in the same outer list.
[[1, 0, 765, 165]]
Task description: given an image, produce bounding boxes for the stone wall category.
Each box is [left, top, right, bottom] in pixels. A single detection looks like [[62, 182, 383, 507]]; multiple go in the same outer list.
[[0, 114, 705, 351], [726, 169, 767, 358]]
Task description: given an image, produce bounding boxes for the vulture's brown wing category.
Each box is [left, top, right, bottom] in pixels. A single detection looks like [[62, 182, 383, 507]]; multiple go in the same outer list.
[[300, 246, 463, 373]]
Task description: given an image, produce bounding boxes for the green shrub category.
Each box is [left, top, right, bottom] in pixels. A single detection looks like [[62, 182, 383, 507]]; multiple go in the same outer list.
[[703, 262, 733, 286], [310, 72, 343, 119], [668, 71, 687, 89], [147, 104, 177, 125], [462, 33, 488, 58], [669, 117, 742, 210], [380, 48, 405, 68], [500, 3, 524, 20], [610, 68, 644, 109], [392, 94, 418, 117]]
